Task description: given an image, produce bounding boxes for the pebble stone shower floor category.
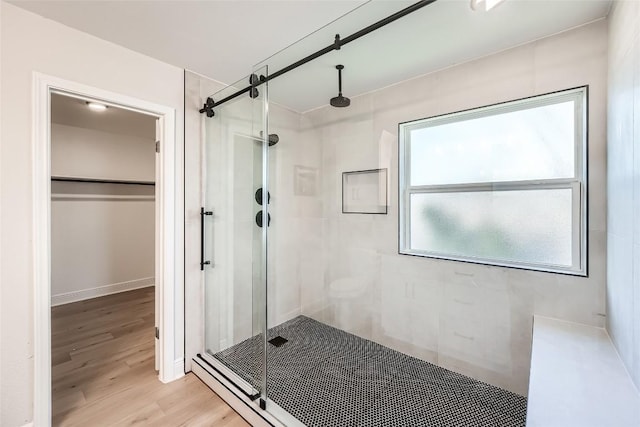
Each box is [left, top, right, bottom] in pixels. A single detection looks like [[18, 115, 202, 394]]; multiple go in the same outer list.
[[213, 315, 527, 427]]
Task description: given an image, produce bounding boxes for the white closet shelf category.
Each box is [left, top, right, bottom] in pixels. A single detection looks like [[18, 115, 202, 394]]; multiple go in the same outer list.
[[51, 194, 155, 200]]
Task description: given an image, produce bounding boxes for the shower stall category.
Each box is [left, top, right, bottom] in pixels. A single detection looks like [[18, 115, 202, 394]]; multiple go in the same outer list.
[[185, 1, 539, 425], [197, 69, 269, 402]]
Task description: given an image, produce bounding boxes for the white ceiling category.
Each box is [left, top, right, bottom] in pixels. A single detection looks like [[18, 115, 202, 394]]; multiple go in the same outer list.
[[14, 0, 611, 112], [51, 93, 156, 139], [11, 0, 366, 85], [259, 0, 612, 112]]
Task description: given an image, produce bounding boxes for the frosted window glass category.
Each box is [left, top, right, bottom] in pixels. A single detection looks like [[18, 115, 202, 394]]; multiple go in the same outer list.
[[410, 189, 573, 267], [410, 101, 575, 186]]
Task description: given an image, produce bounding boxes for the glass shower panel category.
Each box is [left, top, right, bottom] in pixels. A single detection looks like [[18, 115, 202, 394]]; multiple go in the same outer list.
[[252, 5, 409, 425], [202, 70, 268, 398]]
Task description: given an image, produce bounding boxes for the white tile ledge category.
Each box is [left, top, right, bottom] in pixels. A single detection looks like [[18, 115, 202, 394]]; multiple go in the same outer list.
[[527, 315, 640, 427]]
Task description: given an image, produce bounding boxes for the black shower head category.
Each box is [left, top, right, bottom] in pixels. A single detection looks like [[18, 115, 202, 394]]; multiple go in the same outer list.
[[330, 95, 351, 108], [330, 65, 350, 108]]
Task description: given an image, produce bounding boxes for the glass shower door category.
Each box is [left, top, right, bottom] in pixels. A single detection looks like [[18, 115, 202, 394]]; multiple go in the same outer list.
[[201, 69, 268, 400]]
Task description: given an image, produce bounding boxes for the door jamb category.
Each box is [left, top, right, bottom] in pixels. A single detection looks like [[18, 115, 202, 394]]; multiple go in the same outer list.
[[32, 73, 179, 425]]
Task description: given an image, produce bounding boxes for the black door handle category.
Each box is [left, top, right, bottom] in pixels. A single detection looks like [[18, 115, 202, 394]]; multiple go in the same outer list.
[[200, 207, 213, 270]]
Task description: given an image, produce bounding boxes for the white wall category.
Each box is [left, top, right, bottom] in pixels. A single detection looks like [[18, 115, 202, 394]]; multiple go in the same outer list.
[[607, 0, 640, 391], [51, 123, 155, 182], [184, 71, 224, 372], [0, 2, 184, 425], [50, 124, 155, 304], [51, 193, 155, 303], [267, 105, 323, 328], [298, 20, 607, 396]]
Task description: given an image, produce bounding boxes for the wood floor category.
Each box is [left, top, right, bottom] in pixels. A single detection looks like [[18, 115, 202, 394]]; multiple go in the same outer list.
[[52, 287, 249, 426]]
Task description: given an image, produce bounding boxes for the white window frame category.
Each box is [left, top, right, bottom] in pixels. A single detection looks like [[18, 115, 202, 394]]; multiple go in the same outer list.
[[398, 86, 588, 276]]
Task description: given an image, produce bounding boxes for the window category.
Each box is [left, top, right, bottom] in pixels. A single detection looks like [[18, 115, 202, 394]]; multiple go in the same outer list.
[[399, 87, 587, 275]]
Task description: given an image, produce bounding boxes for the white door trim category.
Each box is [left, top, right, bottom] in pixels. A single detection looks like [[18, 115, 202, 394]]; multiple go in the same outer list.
[[32, 73, 180, 426]]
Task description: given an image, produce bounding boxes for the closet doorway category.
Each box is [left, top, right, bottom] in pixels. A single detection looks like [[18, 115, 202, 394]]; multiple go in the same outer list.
[[49, 92, 159, 422], [32, 74, 179, 425]]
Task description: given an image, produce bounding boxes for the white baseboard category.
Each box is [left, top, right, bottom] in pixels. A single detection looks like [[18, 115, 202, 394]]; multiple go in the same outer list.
[[51, 277, 154, 306], [172, 358, 185, 381], [20, 423, 34, 427]]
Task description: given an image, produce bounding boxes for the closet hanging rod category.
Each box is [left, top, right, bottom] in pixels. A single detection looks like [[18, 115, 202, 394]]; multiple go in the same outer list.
[[51, 176, 155, 186], [199, 0, 438, 115], [51, 194, 155, 201]]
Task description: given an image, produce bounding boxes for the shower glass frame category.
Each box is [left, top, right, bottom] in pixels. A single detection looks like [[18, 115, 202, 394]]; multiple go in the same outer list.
[[200, 67, 270, 404], [250, 3, 421, 425]]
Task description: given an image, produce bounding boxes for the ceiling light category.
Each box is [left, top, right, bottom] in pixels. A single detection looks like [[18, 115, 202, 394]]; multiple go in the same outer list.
[[470, 0, 506, 11], [86, 102, 107, 111]]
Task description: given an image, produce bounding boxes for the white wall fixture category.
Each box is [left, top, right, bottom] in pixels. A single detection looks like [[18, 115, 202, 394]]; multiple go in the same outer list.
[[470, 0, 506, 12], [86, 101, 107, 111]]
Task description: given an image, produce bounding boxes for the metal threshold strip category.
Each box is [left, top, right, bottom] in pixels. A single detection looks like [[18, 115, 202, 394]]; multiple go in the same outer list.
[[199, 0, 438, 116], [195, 353, 260, 401]]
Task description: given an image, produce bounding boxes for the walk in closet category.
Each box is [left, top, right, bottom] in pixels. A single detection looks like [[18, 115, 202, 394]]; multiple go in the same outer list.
[[50, 93, 157, 305]]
